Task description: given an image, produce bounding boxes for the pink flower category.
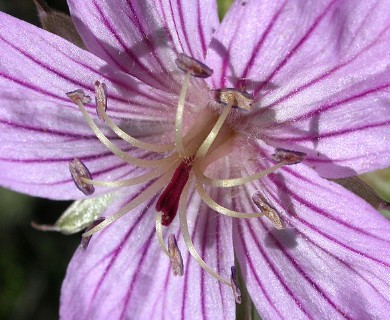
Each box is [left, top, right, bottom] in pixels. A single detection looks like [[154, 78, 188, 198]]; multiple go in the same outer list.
[[1, 0, 390, 319]]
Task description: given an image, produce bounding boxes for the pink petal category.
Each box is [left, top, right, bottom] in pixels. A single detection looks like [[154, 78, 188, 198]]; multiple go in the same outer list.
[[60, 188, 235, 319], [233, 158, 390, 319], [0, 13, 178, 199], [0, 12, 176, 120], [206, 0, 390, 176], [156, 0, 219, 60], [67, 0, 218, 91]]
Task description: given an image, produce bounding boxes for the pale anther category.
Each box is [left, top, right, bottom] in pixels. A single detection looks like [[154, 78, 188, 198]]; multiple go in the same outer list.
[[230, 266, 242, 304], [168, 234, 184, 276], [217, 88, 253, 111], [175, 53, 213, 78], [66, 89, 91, 104], [94, 81, 107, 121], [252, 193, 284, 230], [69, 158, 95, 195], [80, 217, 105, 249], [272, 148, 306, 165]]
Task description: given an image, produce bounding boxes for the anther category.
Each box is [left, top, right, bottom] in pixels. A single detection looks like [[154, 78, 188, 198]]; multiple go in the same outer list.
[[69, 158, 95, 195], [217, 88, 253, 111], [271, 148, 306, 165], [252, 193, 283, 230], [168, 234, 184, 276], [80, 218, 105, 249], [175, 53, 213, 78], [230, 266, 242, 304], [66, 89, 91, 104], [94, 81, 107, 121]]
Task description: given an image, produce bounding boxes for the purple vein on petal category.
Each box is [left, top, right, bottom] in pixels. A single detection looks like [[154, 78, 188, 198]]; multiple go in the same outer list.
[[124, 0, 177, 85], [234, 217, 298, 318], [250, 214, 352, 319], [196, 0, 207, 57], [120, 229, 155, 320], [263, 189, 390, 298], [84, 195, 157, 315], [176, 0, 197, 59], [91, 1, 167, 90], [262, 170, 390, 265], [265, 23, 390, 108], [255, 0, 338, 95], [283, 82, 390, 124], [267, 120, 390, 143], [168, 1, 185, 54], [237, 0, 288, 86], [266, 164, 390, 243]]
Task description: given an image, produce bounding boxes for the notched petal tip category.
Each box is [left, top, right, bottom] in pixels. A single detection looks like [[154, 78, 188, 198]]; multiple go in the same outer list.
[[66, 90, 92, 104], [80, 217, 105, 249], [168, 234, 184, 276], [94, 81, 108, 121], [252, 193, 284, 230], [69, 158, 95, 195], [175, 53, 213, 78], [272, 148, 306, 165], [230, 266, 241, 304], [216, 88, 253, 111]]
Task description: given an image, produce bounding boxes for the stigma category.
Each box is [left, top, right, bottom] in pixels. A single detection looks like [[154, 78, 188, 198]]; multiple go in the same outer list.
[[65, 53, 306, 300]]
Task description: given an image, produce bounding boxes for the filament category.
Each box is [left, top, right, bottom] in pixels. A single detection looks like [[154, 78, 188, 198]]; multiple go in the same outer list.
[[175, 72, 191, 155], [97, 102, 175, 153], [75, 98, 175, 168], [80, 169, 168, 188], [178, 181, 231, 286], [155, 211, 170, 256], [196, 101, 234, 158], [200, 161, 287, 188], [195, 181, 263, 218], [82, 172, 173, 237]]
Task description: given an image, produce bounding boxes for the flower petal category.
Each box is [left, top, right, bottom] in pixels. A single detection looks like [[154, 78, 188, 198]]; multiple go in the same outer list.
[[0, 13, 178, 199], [233, 158, 390, 319], [206, 0, 390, 176], [0, 12, 176, 120], [67, 0, 218, 91], [60, 187, 235, 319]]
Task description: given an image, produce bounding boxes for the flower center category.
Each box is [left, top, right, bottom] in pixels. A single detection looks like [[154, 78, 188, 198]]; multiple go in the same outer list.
[[65, 53, 306, 302]]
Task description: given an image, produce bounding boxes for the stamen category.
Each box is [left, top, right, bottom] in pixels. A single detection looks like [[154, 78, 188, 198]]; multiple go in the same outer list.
[[175, 72, 191, 155], [94, 81, 107, 121], [80, 169, 164, 188], [69, 158, 95, 195], [272, 148, 306, 165], [82, 172, 173, 237], [67, 89, 176, 168], [156, 159, 193, 226], [178, 181, 231, 285], [230, 266, 242, 304], [168, 234, 184, 276], [175, 53, 213, 78], [199, 161, 286, 188], [94, 83, 175, 153], [155, 211, 170, 256], [252, 193, 284, 230], [217, 88, 253, 111], [195, 182, 263, 218], [196, 101, 234, 158], [67, 89, 91, 104], [80, 217, 105, 249]]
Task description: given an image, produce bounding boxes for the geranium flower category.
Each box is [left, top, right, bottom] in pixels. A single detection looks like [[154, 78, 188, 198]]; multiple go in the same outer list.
[[1, 0, 390, 319]]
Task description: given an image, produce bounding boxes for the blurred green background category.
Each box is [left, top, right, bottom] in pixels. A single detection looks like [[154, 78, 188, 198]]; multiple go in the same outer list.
[[0, 1, 388, 320]]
